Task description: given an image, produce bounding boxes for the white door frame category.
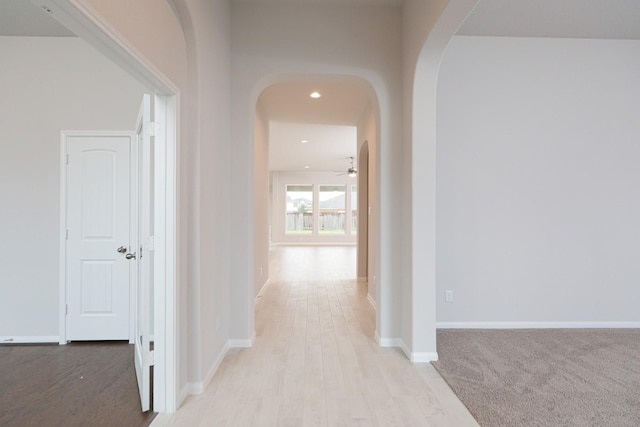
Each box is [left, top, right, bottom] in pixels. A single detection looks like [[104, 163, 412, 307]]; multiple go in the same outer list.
[[42, 0, 179, 413], [59, 131, 139, 345]]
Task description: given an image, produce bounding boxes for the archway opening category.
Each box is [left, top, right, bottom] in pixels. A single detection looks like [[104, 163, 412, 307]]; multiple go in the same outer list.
[[251, 75, 380, 335]]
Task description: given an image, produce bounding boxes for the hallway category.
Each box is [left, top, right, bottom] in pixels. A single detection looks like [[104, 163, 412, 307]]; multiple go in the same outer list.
[[152, 246, 477, 426]]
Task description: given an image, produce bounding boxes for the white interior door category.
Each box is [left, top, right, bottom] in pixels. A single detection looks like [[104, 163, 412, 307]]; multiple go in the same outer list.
[[135, 94, 154, 412], [65, 135, 134, 340]]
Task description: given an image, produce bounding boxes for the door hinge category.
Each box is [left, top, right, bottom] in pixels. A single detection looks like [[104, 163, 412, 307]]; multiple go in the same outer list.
[[66, 154, 69, 165], [65, 229, 69, 240], [65, 304, 68, 315], [143, 121, 160, 138], [144, 350, 155, 366]]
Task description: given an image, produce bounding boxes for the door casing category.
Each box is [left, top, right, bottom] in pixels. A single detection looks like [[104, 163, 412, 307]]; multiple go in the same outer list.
[[46, 0, 179, 412]]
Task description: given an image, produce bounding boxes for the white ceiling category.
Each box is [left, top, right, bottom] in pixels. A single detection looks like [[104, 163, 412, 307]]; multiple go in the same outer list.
[[269, 122, 357, 172], [260, 80, 371, 172], [458, 0, 640, 39], [259, 80, 371, 126], [4, 0, 639, 173], [0, 0, 75, 37]]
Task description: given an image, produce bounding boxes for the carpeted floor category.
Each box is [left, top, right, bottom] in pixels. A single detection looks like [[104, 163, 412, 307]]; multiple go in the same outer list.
[[432, 329, 640, 427]]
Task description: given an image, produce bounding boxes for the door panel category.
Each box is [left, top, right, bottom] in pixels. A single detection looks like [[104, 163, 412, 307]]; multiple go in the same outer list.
[[135, 94, 153, 412], [66, 136, 132, 341]]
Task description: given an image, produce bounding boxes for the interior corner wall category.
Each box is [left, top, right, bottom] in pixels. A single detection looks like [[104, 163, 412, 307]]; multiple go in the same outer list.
[[179, 0, 232, 393], [357, 103, 378, 305], [436, 36, 640, 325], [0, 36, 146, 338], [254, 101, 270, 297]]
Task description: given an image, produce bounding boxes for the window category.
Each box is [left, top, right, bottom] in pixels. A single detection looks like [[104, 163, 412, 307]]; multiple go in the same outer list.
[[319, 185, 346, 234], [286, 185, 313, 234]]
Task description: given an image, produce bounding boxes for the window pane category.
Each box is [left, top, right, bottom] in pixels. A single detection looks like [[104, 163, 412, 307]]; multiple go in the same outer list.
[[351, 185, 357, 235], [319, 185, 346, 234], [286, 185, 313, 234]]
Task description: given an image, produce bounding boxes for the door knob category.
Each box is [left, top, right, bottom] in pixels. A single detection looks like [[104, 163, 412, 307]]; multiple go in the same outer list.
[[117, 246, 127, 253], [126, 252, 137, 260]]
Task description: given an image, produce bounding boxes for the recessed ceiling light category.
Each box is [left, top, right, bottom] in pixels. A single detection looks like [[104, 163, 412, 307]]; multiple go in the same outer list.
[[304, 165, 310, 169], [310, 91, 321, 99], [300, 139, 308, 144]]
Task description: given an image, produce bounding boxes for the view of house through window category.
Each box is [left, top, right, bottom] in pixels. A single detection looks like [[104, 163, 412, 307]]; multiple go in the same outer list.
[[286, 185, 313, 234], [284, 183, 357, 236], [319, 185, 346, 234]]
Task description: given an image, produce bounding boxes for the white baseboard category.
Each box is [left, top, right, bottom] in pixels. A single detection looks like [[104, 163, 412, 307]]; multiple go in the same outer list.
[[188, 341, 230, 395], [411, 352, 439, 362], [178, 385, 189, 406], [436, 321, 640, 329], [229, 331, 255, 348], [375, 331, 403, 348], [375, 333, 438, 362], [255, 279, 271, 304], [1, 336, 59, 344], [367, 293, 376, 310]]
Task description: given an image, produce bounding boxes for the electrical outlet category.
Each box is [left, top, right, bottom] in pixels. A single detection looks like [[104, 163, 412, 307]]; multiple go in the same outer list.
[[260, 266, 263, 277], [445, 290, 454, 303]]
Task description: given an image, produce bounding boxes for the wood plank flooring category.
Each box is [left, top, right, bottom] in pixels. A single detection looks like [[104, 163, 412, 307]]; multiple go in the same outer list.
[[153, 246, 477, 426], [0, 341, 156, 427]]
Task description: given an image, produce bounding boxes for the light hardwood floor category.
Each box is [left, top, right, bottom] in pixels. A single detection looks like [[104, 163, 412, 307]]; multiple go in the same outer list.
[[152, 246, 478, 426]]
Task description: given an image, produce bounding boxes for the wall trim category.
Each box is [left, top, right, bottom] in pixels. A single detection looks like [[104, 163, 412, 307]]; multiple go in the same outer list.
[[187, 341, 230, 395], [376, 332, 403, 348], [411, 352, 439, 362], [367, 293, 376, 310], [255, 279, 271, 304], [229, 331, 256, 348], [1, 336, 60, 344], [375, 333, 438, 363], [436, 321, 640, 329], [178, 385, 189, 407]]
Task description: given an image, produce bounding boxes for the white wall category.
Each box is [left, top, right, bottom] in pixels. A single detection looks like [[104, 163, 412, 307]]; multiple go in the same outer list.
[[254, 100, 270, 297], [174, 0, 232, 394], [436, 36, 640, 325], [0, 37, 146, 339], [231, 2, 403, 344]]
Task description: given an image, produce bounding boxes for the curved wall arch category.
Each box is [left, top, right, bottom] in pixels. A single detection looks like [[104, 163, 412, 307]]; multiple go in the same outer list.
[[404, 0, 479, 361], [231, 2, 404, 346], [243, 70, 386, 340]]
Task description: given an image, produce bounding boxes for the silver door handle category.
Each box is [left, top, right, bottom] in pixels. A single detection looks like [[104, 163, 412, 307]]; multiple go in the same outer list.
[[126, 252, 137, 260], [117, 246, 127, 253]]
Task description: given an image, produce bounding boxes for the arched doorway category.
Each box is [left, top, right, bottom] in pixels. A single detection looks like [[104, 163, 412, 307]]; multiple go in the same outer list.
[[247, 74, 384, 342]]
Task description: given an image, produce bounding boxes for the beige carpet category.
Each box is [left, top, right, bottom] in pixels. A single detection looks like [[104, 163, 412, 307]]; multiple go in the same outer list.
[[432, 329, 640, 427]]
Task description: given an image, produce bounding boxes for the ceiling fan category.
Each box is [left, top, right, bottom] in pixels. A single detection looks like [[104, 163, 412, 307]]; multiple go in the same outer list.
[[335, 156, 357, 177]]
